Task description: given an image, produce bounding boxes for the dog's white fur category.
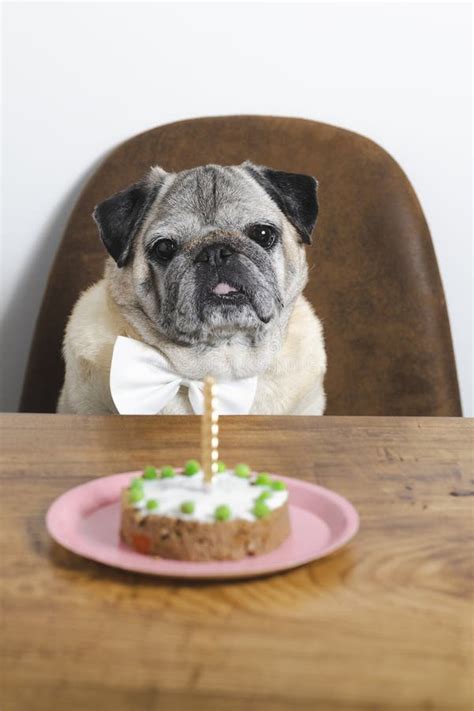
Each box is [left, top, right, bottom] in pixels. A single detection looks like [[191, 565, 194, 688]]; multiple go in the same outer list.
[[57, 276, 326, 415]]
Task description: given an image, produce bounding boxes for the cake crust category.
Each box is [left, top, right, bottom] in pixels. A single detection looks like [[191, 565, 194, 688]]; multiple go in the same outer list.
[[121, 490, 291, 561]]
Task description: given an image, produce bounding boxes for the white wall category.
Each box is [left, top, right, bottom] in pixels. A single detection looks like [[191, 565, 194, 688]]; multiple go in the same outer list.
[[1, 1, 472, 414]]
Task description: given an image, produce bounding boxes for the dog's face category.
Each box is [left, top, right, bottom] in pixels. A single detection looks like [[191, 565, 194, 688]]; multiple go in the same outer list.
[[94, 162, 318, 346]]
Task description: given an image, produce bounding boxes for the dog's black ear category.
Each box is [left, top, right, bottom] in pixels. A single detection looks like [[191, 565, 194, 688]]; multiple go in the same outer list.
[[243, 162, 319, 244], [92, 180, 159, 267]]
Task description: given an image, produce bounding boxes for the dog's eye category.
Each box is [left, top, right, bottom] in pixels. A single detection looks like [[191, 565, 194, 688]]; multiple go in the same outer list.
[[152, 238, 178, 264], [246, 224, 277, 249]]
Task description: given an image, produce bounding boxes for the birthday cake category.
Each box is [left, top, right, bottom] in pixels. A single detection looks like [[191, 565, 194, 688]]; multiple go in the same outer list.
[[120, 461, 291, 561]]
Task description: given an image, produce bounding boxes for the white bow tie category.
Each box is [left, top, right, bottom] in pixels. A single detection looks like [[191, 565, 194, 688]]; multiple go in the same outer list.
[[110, 336, 258, 415]]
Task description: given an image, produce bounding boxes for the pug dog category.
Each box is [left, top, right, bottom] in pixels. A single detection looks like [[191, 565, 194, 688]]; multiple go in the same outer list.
[[57, 162, 326, 415]]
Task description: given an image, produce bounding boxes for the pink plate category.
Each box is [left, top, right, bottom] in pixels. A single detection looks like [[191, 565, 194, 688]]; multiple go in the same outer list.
[[46, 472, 359, 580]]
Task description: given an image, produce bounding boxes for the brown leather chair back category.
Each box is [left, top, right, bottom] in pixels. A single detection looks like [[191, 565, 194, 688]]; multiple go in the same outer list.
[[20, 115, 461, 415]]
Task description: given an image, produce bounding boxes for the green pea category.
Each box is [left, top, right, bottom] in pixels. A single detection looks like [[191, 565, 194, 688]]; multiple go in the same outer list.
[[254, 473, 272, 486], [183, 459, 200, 476], [217, 461, 227, 473], [256, 490, 272, 502], [180, 500, 196, 514], [146, 499, 159, 510], [130, 477, 144, 489], [253, 501, 270, 518], [129, 489, 144, 504], [142, 466, 158, 480], [234, 463, 250, 478], [271, 479, 287, 491], [160, 465, 175, 478], [214, 504, 231, 521]]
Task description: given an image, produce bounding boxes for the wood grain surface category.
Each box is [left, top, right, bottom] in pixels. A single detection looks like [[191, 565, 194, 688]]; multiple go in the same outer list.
[[1, 414, 472, 711]]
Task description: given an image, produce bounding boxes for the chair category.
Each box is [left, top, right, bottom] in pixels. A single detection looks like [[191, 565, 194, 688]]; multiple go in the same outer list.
[[19, 115, 462, 415]]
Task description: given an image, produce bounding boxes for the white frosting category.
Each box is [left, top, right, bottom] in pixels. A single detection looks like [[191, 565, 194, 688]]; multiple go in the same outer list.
[[127, 470, 288, 523]]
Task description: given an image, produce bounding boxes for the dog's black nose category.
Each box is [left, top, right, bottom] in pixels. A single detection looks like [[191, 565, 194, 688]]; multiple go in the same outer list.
[[195, 244, 234, 265]]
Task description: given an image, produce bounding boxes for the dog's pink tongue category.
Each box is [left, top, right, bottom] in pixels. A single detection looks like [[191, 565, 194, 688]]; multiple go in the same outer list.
[[213, 282, 237, 295]]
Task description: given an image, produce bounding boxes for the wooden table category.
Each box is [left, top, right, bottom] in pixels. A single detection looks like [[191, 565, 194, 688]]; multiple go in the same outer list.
[[1, 415, 472, 711]]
